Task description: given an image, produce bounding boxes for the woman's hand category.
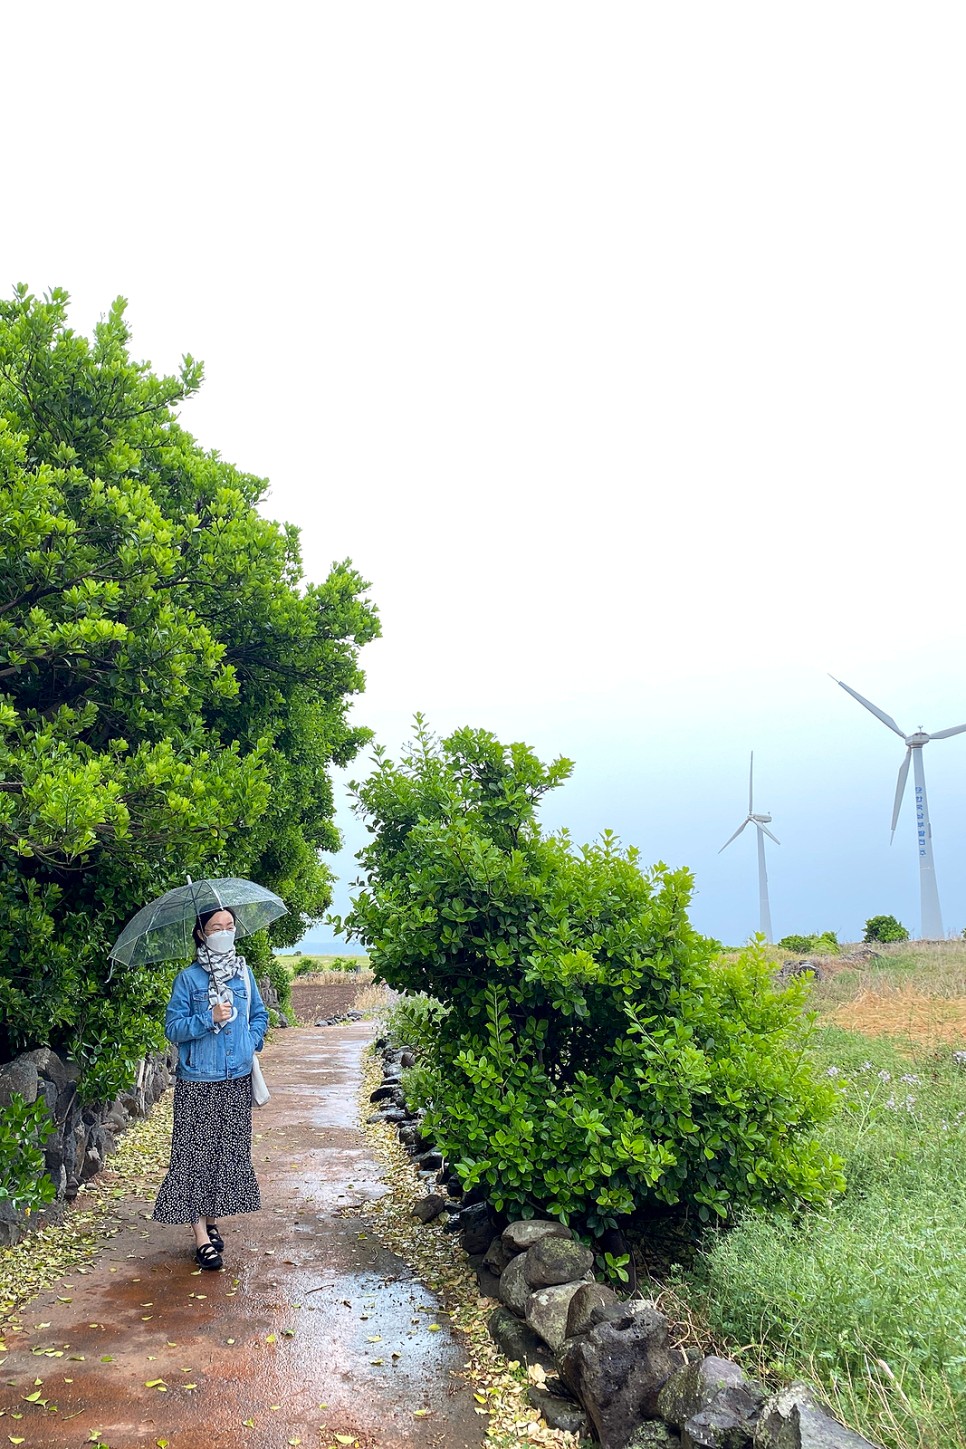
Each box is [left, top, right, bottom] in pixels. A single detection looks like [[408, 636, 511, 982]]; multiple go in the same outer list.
[[212, 998, 232, 1025]]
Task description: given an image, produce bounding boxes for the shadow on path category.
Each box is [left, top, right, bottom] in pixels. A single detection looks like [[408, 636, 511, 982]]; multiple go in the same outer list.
[[0, 1024, 485, 1449]]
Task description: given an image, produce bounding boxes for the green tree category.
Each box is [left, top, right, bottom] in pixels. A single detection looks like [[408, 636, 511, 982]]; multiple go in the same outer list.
[[338, 720, 843, 1233], [863, 914, 909, 944], [0, 285, 379, 1097]]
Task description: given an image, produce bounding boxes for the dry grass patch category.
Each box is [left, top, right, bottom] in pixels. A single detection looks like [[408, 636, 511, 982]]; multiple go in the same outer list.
[[828, 984, 966, 1046]]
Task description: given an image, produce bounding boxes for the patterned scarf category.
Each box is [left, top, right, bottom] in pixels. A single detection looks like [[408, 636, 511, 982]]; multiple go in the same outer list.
[[195, 940, 247, 1022]]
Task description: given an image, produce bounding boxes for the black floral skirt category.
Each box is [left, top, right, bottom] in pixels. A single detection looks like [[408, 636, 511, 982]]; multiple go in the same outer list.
[[152, 1075, 261, 1225]]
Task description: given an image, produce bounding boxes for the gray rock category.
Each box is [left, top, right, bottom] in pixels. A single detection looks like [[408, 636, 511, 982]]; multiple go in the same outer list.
[[753, 1385, 882, 1448], [528, 1385, 591, 1436], [502, 1219, 573, 1253], [22, 1047, 73, 1088], [487, 1306, 555, 1372], [557, 1300, 679, 1449], [369, 1085, 397, 1102], [526, 1281, 593, 1352], [412, 1194, 447, 1223], [413, 1148, 444, 1170], [525, 1234, 596, 1288], [684, 1397, 763, 1449], [627, 1425, 683, 1449], [400, 1050, 417, 1068], [460, 1201, 497, 1255], [0, 1200, 21, 1247], [566, 1281, 621, 1337], [482, 1236, 515, 1276], [499, 1251, 534, 1316], [477, 1266, 503, 1300], [778, 960, 824, 982], [0, 1057, 39, 1108], [660, 1358, 760, 1429]]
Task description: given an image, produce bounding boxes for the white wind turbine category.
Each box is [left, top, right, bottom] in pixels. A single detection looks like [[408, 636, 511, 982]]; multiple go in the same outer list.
[[832, 677, 966, 939], [719, 752, 780, 942]]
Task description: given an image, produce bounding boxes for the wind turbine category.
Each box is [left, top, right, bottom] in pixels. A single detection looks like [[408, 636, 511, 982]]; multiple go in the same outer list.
[[719, 752, 780, 942], [832, 677, 966, 939]]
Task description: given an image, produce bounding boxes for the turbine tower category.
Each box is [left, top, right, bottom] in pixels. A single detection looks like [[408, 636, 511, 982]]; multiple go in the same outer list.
[[719, 752, 780, 942], [832, 678, 966, 939]]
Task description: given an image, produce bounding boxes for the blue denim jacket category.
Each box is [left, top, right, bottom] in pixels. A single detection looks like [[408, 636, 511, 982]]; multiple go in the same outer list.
[[165, 963, 269, 1083]]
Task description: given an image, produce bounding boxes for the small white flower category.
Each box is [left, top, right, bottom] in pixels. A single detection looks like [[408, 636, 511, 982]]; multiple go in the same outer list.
[[878, 1070, 892, 1083], [899, 1074, 921, 1086]]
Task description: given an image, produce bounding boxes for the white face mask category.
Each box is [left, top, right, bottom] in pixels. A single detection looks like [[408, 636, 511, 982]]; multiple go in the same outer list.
[[204, 928, 235, 955]]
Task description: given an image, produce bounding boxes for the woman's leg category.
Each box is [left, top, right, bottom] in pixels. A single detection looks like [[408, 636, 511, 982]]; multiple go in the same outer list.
[[192, 1216, 213, 1249]]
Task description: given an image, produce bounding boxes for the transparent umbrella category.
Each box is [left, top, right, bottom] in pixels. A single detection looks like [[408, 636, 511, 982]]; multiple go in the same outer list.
[[108, 877, 288, 968]]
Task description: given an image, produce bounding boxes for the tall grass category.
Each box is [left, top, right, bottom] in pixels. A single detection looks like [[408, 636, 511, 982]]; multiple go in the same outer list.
[[685, 1026, 966, 1449]]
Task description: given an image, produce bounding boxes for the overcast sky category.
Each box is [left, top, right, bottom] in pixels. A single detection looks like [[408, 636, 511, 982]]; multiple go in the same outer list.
[[5, 4, 966, 945]]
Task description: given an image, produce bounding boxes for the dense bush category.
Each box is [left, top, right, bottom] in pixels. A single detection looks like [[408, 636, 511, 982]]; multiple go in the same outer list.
[[0, 1093, 56, 1215], [339, 720, 843, 1233], [291, 956, 316, 978], [384, 993, 451, 1053], [0, 287, 378, 1097], [863, 914, 909, 944], [777, 931, 840, 955]]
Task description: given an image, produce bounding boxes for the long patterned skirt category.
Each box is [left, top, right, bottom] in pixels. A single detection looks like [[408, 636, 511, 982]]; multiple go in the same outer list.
[[152, 1074, 261, 1225]]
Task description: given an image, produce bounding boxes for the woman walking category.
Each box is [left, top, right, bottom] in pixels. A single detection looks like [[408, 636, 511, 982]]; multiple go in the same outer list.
[[153, 907, 269, 1269]]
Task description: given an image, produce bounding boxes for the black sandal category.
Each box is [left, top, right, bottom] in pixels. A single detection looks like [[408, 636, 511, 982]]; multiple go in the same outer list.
[[206, 1223, 224, 1253], [195, 1242, 223, 1271]]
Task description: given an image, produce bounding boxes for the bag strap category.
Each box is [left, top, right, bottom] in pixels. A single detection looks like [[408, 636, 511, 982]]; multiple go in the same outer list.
[[242, 966, 253, 1022]]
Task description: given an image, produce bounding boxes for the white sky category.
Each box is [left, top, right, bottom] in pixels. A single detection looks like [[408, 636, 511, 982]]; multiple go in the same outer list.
[[5, 3, 966, 944]]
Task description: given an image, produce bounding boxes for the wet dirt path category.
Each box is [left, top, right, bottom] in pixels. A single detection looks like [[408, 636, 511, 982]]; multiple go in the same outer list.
[[0, 1025, 486, 1449]]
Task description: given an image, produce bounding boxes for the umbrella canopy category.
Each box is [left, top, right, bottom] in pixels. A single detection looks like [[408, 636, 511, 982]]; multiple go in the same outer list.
[[109, 877, 288, 967]]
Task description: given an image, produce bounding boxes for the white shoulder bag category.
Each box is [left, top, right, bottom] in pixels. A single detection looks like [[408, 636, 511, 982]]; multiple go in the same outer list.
[[243, 967, 271, 1107]]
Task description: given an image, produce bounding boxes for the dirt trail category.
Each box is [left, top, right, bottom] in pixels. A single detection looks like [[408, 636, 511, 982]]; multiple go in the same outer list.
[[0, 1025, 485, 1449]]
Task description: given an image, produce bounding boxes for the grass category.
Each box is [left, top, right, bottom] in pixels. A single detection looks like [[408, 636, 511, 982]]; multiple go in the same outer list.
[[667, 942, 966, 1449]]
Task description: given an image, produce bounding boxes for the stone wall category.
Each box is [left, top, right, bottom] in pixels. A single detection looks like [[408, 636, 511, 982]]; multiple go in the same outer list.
[[0, 1042, 178, 1246]]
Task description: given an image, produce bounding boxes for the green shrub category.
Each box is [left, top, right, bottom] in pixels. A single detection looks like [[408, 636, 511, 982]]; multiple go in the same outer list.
[[330, 956, 363, 973], [778, 934, 814, 954], [339, 721, 843, 1233], [778, 931, 839, 955], [863, 914, 909, 944], [384, 994, 450, 1053], [292, 956, 316, 977], [0, 1093, 57, 1215]]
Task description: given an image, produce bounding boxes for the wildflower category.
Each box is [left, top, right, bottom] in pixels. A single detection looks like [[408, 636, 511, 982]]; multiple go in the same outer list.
[[877, 1070, 892, 1083], [899, 1074, 921, 1086]]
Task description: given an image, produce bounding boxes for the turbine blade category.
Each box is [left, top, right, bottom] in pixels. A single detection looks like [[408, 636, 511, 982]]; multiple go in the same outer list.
[[832, 677, 907, 737], [749, 752, 754, 814], [890, 748, 912, 841], [718, 819, 750, 853], [929, 722, 966, 740], [759, 823, 781, 845]]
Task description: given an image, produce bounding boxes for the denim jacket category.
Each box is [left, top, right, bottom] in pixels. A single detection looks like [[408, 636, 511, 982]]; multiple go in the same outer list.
[[165, 963, 269, 1083]]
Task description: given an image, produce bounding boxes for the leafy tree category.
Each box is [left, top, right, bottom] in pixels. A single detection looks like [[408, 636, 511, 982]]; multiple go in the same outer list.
[[863, 915, 909, 944], [338, 719, 843, 1233], [0, 285, 379, 1098]]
